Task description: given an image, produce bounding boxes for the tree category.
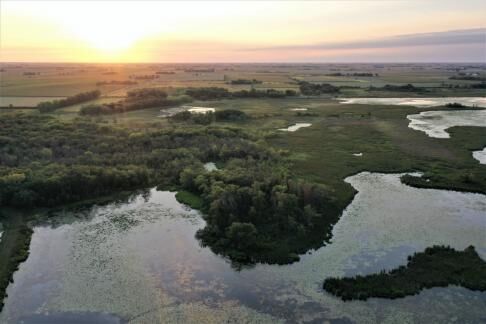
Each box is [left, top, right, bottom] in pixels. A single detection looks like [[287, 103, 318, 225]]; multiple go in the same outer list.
[[225, 222, 258, 250]]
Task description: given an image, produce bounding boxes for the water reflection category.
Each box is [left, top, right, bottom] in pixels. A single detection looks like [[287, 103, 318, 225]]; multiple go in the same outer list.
[[340, 97, 486, 108], [278, 123, 312, 132], [1, 174, 485, 323], [473, 147, 486, 165]]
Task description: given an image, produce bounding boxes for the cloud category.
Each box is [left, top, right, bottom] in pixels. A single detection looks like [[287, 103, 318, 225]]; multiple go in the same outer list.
[[247, 28, 486, 51]]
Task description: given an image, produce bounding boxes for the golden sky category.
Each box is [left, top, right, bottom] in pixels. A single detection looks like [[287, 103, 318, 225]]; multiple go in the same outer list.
[[1, 0, 485, 62]]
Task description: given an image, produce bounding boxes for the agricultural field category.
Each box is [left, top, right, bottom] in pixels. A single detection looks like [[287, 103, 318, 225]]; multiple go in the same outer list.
[[2, 62, 485, 99]]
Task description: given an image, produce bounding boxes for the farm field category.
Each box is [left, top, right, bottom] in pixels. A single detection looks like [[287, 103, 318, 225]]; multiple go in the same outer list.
[[2, 62, 485, 98]]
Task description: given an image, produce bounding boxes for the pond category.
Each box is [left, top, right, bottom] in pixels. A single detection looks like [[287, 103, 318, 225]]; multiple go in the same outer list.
[[278, 123, 312, 132], [407, 110, 486, 138], [158, 106, 215, 118], [187, 106, 215, 114], [1, 173, 485, 323], [473, 147, 486, 164], [339, 97, 486, 108]]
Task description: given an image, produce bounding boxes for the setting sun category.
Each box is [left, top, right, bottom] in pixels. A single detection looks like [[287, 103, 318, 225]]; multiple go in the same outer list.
[[2, 0, 484, 62], [32, 2, 161, 53]]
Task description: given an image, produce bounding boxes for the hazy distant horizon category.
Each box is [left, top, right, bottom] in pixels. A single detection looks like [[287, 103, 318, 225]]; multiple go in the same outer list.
[[2, 1, 485, 63], [1, 61, 485, 65]]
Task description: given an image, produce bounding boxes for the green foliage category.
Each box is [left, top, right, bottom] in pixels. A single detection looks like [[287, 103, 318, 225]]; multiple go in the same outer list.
[[215, 109, 248, 122], [298, 81, 340, 96], [323, 245, 486, 300], [126, 88, 168, 98], [190, 158, 337, 264], [0, 114, 340, 265], [175, 190, 204, 210], [0, 213, 33, 311], [185, 87, 295, 101], [170, 109, 249, 125], [369, 84, 425, 92], [0, 114, 258, 207], [450, 74, 486, 81], [80, 86, 296, 116], [225, 222, 258, 250], [170, 111, 214, 125], [191, 112, 214, 125], [38, 90, 100, 113], [80, 89, 192, 115], [445, 102, 466, 108], [185, 87, 230, 100], [230, 79, 262, 85]]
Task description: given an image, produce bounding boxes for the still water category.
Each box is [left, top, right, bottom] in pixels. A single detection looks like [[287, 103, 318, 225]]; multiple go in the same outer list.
[[278, 123, 312, 132], [407, 110, 486, 138], [473, 148, 486, 165], [1, 173, 485, 323], [339, 97, 486, 108]]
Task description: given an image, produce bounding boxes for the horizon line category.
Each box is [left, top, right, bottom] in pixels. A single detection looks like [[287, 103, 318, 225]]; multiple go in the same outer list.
[[2, 61, 486, 64]]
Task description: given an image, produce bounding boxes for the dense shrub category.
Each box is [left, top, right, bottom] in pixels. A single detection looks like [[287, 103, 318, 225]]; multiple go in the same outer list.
[[215, 109, 248, 122]]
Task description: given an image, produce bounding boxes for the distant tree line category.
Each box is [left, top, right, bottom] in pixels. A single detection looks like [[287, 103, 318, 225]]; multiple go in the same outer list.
[[443, 82, 486, 89], [96, 80, 137, 86], [185, 87, 297, 100], [298, 81, 340, 96], [369, 84, 424, 92], [80, 89, 192, 115], [184, 68, 215, 73], [326, 72, 377, 77], [130, 75, 159, 80], [170, 109, 248, 125], [79, 87, 297, 115], [230, 79, 263, 85], [449, 74, 486, 81], [37, 90, 101, 113]]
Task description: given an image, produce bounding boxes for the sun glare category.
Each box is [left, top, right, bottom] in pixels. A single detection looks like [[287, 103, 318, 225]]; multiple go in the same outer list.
[[35, 1, 170, 54], [71, 25, 142, 52]]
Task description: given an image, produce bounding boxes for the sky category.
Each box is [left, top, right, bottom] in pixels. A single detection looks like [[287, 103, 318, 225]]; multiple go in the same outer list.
[[1, 0, 485, 63]]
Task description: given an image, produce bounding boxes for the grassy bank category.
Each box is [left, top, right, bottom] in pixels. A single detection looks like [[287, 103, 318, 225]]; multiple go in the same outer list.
[[263, 101, 486, 207], [323, 245, 486, 300], [175, 190, 205, 210], [0, 210, 33, 311]]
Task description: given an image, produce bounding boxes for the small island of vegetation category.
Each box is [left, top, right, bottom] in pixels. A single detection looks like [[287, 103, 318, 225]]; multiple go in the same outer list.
[[323, 245, 486, 301]]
